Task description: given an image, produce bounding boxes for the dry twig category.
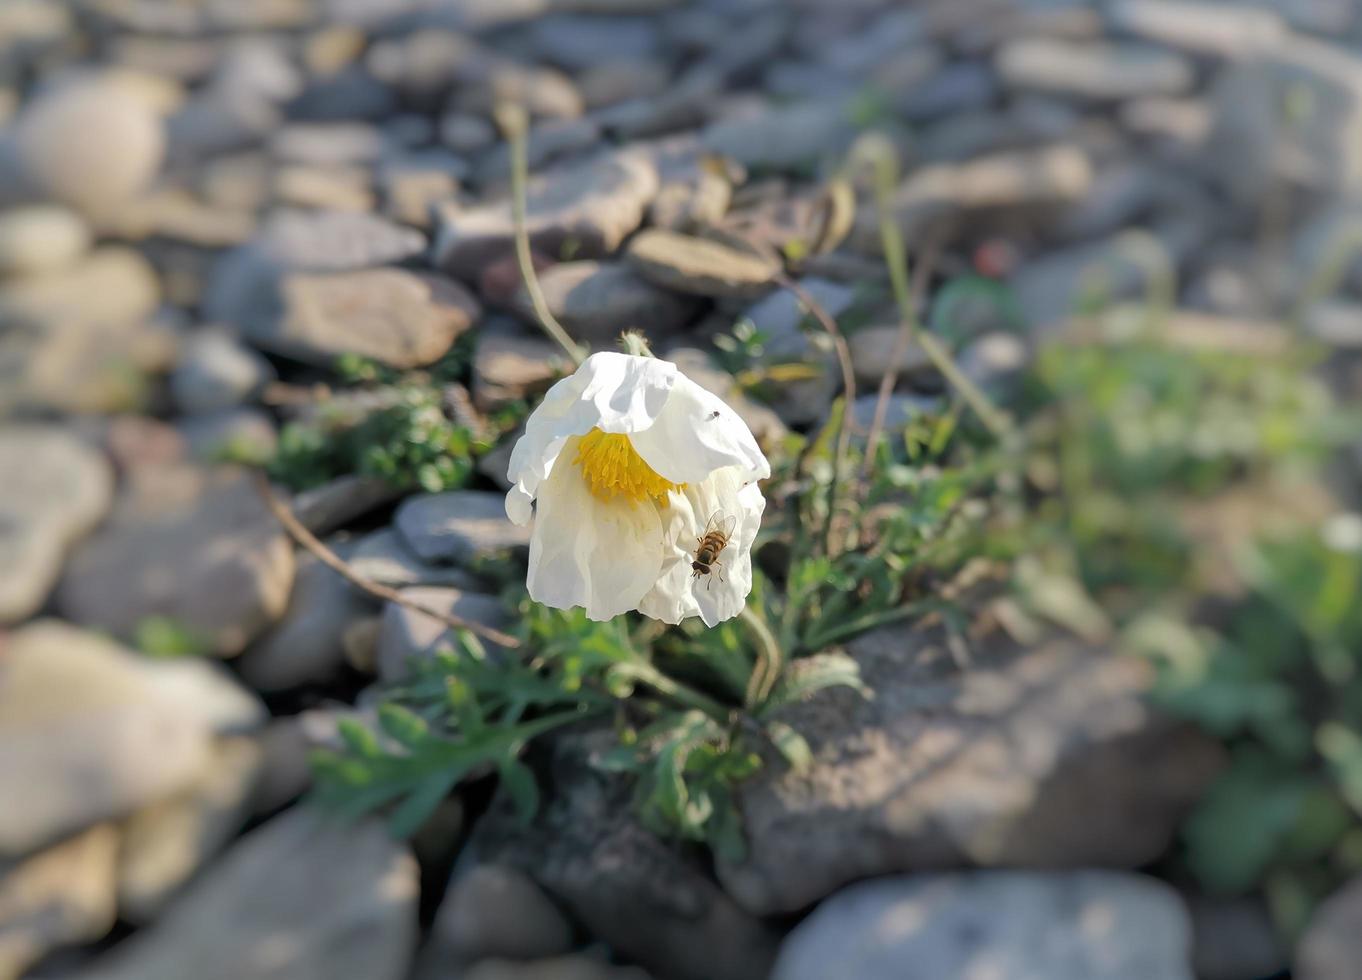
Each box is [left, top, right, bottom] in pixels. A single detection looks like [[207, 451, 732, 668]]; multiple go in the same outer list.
[[254, 473, 522, 650]]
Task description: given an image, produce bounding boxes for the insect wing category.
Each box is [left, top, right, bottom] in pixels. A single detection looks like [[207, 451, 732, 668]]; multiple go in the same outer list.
[[704, 512, 737, 540]]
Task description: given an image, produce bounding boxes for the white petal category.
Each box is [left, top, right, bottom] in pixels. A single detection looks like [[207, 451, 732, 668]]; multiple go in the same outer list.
[[638, 466, 765, 627], [505, 352, 677, 525], [527, 435, 666, 622], [637, 491, 703, 625], [629, 372, 770, 487]]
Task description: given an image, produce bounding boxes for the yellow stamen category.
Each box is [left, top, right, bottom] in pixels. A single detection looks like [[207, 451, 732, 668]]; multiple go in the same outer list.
[[573, 428, 683, 505]]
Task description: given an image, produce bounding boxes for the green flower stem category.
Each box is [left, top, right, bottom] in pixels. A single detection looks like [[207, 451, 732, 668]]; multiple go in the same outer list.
[[611, 661, 731, 724], [802, 597, 940, 653], [496, 103, 586, 367], [741, 605, 785, 710], [858, 134, 1012, 444]]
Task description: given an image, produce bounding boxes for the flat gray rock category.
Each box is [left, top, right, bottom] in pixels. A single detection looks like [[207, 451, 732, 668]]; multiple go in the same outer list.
[[625, 229, 778, 300], [772, 871, 1194, 980], [511, 260, 699, 345], [0, 425, 114, 624], [15, 79, 164, 217], [80, 807, 418, 980], [171, 327, 276, 416], [394, 490, 532, 566], [56, 464, 295, 657], [716, 626, 1222, 915], [0, 620, 264, 856], [433, 150, 658, 279], [116, 736, 263, 922], [1299, 873, 1362, 980], [237, 547, 377, 692], [348, 528, 483, 591], [0, 823, 119, 979], [377, 586, 511, 680], [997, 38, 1194, 100], [702, 99, 856, 171], [0, 204, 90, 277], [255, 267, 480, 369]]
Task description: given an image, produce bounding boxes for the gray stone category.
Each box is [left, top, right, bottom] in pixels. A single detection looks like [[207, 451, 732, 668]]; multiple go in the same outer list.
[[579, 60, 671, 109], [178, 408, 278, 464], [171, 327, 276, 415], [849, 325, 932, 386], [525, 15, 661, 72], [433, 150, 658, 279], [0, 245, 160, 331], [739, 277, 857, 427], [83, 808, 418, 980], [0, 824, 119, 980], [379, 152, 464, 229], [511, 260, 698, 345], [439, 113, 497, 155], [1306, 301, 1362, 348], [116, 736, 263, 922], [1208, 36, 1362, 201], [377, 587, 512, 681], [1188, 896, 1286, 980], [1109, 0, 1285, 58], [416, 865, 573, 975], [289, 67, 398, 122], [771, 871, 1194, 980], [270, 121, 388, 166], [857, 144, 1093, 250], [349, 528, 483, 590], [272, 165, 374, 213], [463, 957, 652, 980], [716, 626, 1222, 915], [56, 464, 296, 657], [473, 325, 571, 411], [957, 331, 1029, 391], [625, 229, 778, 300], [395, 490, 532, 566], [204, 209, 427, 331], [0, 205, 90, 277], [237, 548, 377, 692], [996, 38, 1194, 100], [473, 117, 602, 185], [1299, 873, 1362, 980], [1008, 236, 1163, 333], [0, 426, 113, 624], [471, 733, 781, 980], [253, 267, 480, 369], [15, 79, 164, 217], [0, 620, 264, 856], [290, 474, 403, 537], [702, 99, 856, 171], [894, 61, 998, 122]]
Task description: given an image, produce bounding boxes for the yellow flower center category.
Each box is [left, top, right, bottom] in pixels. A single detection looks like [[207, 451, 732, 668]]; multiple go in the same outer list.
[[573, 428, 683, 505]]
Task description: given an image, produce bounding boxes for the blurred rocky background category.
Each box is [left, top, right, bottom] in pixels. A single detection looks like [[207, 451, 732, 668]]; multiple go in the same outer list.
[[4, 1, 1362, 979]]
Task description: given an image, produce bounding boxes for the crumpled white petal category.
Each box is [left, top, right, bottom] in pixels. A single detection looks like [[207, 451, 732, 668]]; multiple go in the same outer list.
[[628, 373, 769, 486], [506, 352, 677, 524], [506, 351, 769, 625], [527, 435, 664, 621]]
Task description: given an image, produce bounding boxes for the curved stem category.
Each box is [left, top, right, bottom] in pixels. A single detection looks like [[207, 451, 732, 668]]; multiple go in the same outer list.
[[774, 272, 855, 557], [741, 605, 785, 710], [496, 103, 586, 367], [611, 661, 731, 724]]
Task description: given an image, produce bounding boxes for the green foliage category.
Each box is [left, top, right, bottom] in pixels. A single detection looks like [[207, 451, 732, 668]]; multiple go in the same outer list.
[[132, 616, 212, 658], [1008, 310, 1362, 931], [268, 384, 507, 493]]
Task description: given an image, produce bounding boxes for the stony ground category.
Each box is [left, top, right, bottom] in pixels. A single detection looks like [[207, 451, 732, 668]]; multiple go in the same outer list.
[[4, 1, 1362, 979]]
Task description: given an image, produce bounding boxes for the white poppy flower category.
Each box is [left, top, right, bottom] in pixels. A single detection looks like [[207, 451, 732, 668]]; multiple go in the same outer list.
[[505, 351, 770, 626]]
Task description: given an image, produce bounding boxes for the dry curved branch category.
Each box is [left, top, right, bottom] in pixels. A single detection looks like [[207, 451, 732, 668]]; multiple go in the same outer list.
[[254, 473, 522, 650]]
